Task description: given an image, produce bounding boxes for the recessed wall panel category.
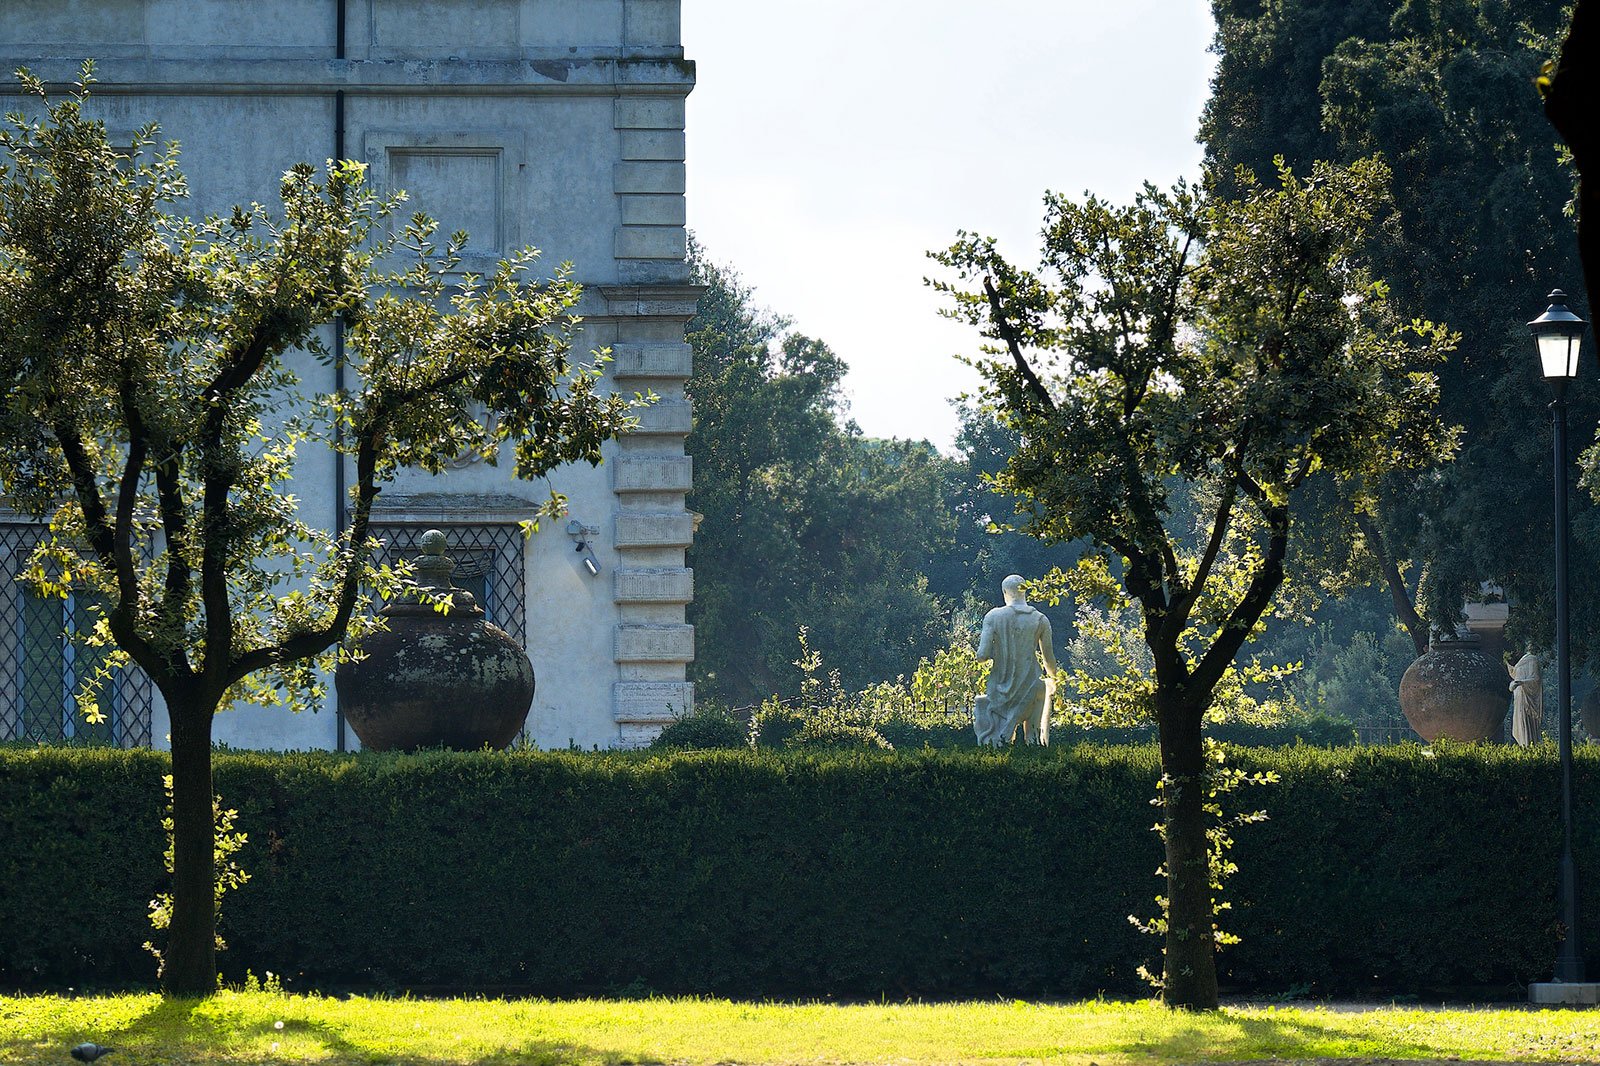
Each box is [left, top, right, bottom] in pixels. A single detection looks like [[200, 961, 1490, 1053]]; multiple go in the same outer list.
[[389, 149, 504, 255]]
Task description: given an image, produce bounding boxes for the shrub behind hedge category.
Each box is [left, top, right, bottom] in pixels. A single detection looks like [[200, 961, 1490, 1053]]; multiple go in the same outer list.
[[0, 742, 1588, 997]]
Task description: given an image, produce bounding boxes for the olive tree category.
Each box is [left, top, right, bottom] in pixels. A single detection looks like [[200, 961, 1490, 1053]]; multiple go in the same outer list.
[[931, 158, 1454, 1009], [0, 70, 636, 994]]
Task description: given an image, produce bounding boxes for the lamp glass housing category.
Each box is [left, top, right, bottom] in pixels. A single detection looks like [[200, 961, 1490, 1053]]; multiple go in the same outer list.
[[1540, 330, 1582, 380], [1531, 290, 1587, 383]]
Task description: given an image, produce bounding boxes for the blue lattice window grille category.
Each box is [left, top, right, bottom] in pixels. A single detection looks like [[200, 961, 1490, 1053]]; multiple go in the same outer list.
[[366, 523, 527, 645], [1, 523, 154, 746]]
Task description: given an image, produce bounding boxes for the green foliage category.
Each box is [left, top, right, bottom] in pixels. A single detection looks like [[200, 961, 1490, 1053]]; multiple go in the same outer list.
[[1299, 627, 1414, 733], [2, 742, 1595, 997], [1046, 716, 1360, 748], [684, 243, 955, 703], [788, 716, 895, 751], [143, 778, 251, 977], [680, 249, 1088, 705], [907, 638, 991, 711], [930, 159, 1452, 715], [647, 703, 748, 752], [0, 746, 169, 985], [741, 627, 1352, 752], [747, 628, 895, 750], [746, 629, 998, 751], [1203, 0, 1590, 649], [922, 402, 1085, 638], [753, 708, 1358, 752], [1130, 739, 1277, 993], [1538, 2, 1599, 345], [1058, 596, 1308, 731], [931, 158, 1454, 1005], [0, 67, 633, 714]]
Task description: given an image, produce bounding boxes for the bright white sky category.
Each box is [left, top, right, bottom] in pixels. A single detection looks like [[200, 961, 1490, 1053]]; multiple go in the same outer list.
[[682, 1, 1219, 452]]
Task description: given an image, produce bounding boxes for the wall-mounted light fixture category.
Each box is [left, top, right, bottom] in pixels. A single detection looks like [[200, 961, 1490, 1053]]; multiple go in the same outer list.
[[566, 518, 602, 577]]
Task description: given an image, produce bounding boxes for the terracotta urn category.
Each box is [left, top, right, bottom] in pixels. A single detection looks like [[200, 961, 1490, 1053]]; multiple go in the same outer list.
[[1581, 688, 1600, 742], [1398, 637, 1509, 743], [335, 529, 534, 751]]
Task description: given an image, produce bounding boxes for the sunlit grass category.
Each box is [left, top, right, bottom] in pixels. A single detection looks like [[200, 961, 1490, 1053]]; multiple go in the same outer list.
[[4, 992, 1600, 1064]]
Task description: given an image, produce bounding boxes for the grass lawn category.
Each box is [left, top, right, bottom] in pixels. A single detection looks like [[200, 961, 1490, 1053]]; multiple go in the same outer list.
[[3, 993, 1600, 1065]]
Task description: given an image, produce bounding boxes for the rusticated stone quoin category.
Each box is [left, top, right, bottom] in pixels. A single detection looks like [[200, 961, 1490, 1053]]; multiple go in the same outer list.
[[336, 531, 534, 751]]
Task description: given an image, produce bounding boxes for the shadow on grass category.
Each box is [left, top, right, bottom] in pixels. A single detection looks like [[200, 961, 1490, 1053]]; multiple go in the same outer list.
[[1120, 1009, 1450, 1063], [1, 996, 648, 1066], [10, 993, 1582, 1066]]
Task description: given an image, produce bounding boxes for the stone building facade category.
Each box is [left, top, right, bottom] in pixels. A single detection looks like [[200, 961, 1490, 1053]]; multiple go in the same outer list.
[[0, 0, 697, 750]]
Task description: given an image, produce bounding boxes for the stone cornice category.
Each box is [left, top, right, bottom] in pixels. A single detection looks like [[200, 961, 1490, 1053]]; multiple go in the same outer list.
[[361, 493, 547, 525], [0, 56, 696, 96], [597, 284, 705, 319]]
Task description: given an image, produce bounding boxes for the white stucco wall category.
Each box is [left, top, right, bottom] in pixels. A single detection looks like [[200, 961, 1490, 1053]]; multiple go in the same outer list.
[[0, 0, 697, 751]]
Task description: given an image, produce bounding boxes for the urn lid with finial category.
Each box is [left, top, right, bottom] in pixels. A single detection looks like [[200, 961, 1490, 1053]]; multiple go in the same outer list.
[[381, 528, 483, 618]]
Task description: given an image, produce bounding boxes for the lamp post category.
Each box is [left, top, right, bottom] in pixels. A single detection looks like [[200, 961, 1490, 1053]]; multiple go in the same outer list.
[[1532, 289, 1588, 985]]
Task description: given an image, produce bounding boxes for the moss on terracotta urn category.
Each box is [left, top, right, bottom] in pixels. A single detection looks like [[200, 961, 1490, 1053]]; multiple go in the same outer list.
[[1398, 637, 1509, 743], [336, 529, 534, 751]]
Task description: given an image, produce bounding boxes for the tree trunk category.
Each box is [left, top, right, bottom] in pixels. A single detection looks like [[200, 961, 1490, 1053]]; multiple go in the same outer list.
[[1155, 691, 1220, 1010], [1355, 514, 1428, 658], [162, 699, 217, 996]]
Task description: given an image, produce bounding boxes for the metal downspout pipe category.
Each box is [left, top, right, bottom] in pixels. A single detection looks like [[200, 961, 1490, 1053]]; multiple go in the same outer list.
[[333, 0, 348, 751]]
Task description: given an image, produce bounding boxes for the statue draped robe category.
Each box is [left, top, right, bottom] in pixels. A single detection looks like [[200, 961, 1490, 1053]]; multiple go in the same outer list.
[[1509, 652, 1543, 747], [974, 603, 1056, 746]]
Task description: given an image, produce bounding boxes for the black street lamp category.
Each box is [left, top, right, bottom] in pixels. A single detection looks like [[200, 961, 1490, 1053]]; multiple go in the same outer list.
[[1532, 289, 1589, 985]]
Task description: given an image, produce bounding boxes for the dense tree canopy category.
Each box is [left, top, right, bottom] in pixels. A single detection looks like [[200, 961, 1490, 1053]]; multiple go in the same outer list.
[[1203, 0, 1591, 654], [922, 403, 1082, 638], [685, 245, 953, 704], [932, 159, 1453, 1008], [1541, 0, 1599, 314]]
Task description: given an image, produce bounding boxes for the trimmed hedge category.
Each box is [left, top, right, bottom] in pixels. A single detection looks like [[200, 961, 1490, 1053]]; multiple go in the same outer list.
[[734, 703, 1359, 752], [0, 743, 1588, 997], [1051, 716, 1361, 749], [0, 747, 167, 985]]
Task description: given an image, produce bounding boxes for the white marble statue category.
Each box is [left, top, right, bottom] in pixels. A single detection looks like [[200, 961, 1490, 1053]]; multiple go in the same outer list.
[[974, 575, 1058, 746], [1509, 650, 1543, 747]]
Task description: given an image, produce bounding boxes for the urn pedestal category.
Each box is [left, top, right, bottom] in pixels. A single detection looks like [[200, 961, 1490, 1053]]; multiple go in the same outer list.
[[336, 530, 534, 751], [1399, 637, 1509, 743]]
